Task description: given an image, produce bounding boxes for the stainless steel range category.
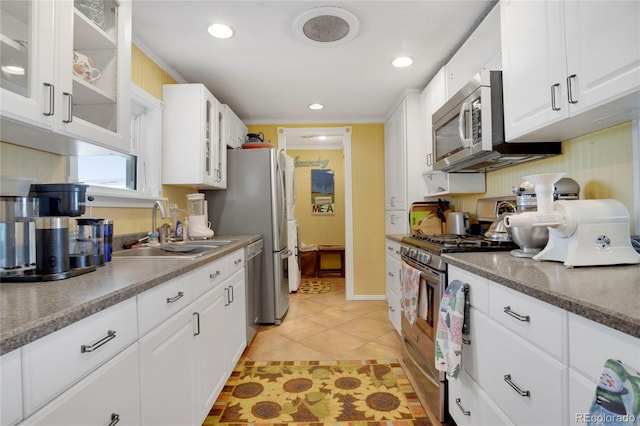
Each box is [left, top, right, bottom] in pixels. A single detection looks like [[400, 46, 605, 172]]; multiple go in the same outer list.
[[399, 232, 516, 423]]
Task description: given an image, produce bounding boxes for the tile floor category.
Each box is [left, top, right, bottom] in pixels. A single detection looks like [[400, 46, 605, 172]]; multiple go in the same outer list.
[[241, 277, 444, 425]]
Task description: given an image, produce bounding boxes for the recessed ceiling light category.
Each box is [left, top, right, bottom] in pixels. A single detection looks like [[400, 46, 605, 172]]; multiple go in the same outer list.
[[318, 136, 327, 140], [308, 103, 324, 110], [208, 23, 234, 39], [392, 57, 413, 68], [1, 65, 25, 75]]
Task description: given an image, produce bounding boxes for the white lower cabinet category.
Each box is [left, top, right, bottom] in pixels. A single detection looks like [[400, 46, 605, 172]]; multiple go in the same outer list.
[[21, 298, 138, 415], [448, 369, 513, 426], [140, 262, 247, 426], [20, 344, 141, 426], [448, 264, 640, 426], [139, 304, 198, 426], [385, 239, 401, 333], [194, 268, 246, 422], [472, 308, 567, 425], [1, 349, 22, 426]]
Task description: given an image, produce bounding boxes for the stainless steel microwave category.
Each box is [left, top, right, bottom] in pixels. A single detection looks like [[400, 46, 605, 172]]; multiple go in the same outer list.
[[431, 71, 561, 172]]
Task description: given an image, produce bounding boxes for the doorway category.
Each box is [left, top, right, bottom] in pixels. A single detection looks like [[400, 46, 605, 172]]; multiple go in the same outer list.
[[277, 126, 354, 299]]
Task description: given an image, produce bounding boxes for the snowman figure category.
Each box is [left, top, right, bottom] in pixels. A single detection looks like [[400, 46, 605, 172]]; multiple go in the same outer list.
[[588, 359, 640, 426]]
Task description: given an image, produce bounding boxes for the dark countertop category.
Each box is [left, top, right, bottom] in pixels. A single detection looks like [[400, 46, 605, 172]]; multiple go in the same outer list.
[[443, 252, 640, 338], [0, 234, 261, 355]]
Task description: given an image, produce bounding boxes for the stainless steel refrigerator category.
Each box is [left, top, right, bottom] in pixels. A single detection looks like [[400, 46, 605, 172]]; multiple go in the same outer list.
[[204, 148, 290, 324]]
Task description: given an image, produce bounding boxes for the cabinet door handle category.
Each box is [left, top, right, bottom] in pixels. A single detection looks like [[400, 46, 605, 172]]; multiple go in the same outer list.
[[388, 272, 394, 278], [81, 330, 116, 353], [550, 83, 561, 111], [62, 92, 73, 123], [567, 74, 578, 104], [462, 337, 471, 345], [229, 285, 234, 303], [503, 306, 530, 322], [234, 258, 242, 265], [224, 287, 230, 306], [166, 291, 184, 304], [43, 83, 55, 116], [390, 196, 396, 208], [108, 413, 120, 426], [193, 312, 200, 336], [210, 271, 221, 279], [504, 374, 531, 397], [455, 398, 471, 416]]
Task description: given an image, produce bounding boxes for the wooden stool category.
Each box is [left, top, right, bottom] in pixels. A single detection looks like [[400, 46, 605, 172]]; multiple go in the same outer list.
[[317, 245, 345, 277]]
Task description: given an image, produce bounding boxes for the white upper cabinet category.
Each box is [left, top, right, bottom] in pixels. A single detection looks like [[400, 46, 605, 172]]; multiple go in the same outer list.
[[162, 84, 227, 189], [384, 97, 408, 210], [446, 4, 501, 98], [0, 0, 132, 153], [501, 0, 640, 142], [0, 0, 55, 129], [223, 104, 247, 148]]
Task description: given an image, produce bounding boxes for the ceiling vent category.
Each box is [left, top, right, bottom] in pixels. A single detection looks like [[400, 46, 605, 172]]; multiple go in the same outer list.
[[293, 6, 359, 46]]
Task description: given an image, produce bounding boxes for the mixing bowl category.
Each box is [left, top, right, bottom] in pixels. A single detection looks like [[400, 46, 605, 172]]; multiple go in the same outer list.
[[507, 224, 549, 258]]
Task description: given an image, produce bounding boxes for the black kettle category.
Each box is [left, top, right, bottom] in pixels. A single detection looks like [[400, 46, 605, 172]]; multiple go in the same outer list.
[[246, 132, 265, 143]]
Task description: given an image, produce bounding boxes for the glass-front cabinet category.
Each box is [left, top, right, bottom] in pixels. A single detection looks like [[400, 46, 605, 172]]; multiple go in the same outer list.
[[0, 0, 131, 154]]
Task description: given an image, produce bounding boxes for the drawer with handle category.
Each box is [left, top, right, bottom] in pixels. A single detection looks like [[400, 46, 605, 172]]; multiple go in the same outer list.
[[472, 308, 567, 425], [488, 283, 567, 362], [21, 298, 138, 416], [137, 268, 200, 336], [225, 249, 245, 275]]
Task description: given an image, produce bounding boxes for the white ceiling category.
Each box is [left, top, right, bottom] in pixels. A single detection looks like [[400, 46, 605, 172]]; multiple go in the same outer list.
[[132, 1, 497, 124]]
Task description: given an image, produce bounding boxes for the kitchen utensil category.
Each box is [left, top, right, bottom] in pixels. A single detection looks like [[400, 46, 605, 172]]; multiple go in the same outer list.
[[29, 183, 88, 217], [507, 224, 549, 257], [505, 173, 640, 266], [72, 51, 102, 83], [36, 217, 70, 275], [446, 211, 470, 235], [513, 177, 580, 212], [0, 196, 38, 269], [246, 132, 265, 143], [76, 218, 105, 266], [484, 213, 513, 242], [186, 193, 214, 239]]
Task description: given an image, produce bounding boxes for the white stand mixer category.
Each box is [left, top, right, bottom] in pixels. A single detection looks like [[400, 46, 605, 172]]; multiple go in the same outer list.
[[504, 173, 640, 267]]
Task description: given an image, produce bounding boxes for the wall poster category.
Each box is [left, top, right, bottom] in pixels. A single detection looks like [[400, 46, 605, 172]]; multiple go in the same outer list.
[[311, 169, 335, 215]]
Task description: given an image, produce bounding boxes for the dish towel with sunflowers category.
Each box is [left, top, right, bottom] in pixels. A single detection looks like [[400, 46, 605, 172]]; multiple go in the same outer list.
[[587, 359, 640, 425], [435, 279, 469, 379], [400, 261, 421, 325]]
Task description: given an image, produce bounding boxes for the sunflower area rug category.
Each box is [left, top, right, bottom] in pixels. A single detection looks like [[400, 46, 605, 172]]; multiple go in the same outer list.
[[203, 360, 432, 425], [296, 280, 331, 294]]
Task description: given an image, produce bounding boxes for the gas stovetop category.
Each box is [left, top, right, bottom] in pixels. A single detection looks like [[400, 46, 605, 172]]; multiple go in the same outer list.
[[401, 233, 517, 254]]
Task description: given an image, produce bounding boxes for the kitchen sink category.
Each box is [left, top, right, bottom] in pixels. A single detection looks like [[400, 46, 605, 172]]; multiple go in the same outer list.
[[112, 244, 219, 259]]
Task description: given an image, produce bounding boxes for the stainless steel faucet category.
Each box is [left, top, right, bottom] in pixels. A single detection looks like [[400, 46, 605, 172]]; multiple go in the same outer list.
[[151, 200, 166, 236]]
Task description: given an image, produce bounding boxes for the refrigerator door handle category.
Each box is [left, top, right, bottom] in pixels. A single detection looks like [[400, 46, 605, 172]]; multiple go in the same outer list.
[[283, 249, 293, 259]]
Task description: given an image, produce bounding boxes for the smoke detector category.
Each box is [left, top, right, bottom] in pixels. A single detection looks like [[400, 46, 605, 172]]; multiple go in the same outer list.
[[293, 6, 359, 46]]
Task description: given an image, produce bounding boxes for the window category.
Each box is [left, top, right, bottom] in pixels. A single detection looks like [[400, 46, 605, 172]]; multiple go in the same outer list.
[[69, 83, 163, 207]]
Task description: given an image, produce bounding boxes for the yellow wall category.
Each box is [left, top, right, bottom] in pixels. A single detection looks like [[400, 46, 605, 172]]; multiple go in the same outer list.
[[448, 122, 636, 232], [248, 123, 386, 296]]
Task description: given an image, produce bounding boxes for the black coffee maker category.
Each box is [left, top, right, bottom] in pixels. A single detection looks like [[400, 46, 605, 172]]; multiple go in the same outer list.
[[1, 183, 96, 282]]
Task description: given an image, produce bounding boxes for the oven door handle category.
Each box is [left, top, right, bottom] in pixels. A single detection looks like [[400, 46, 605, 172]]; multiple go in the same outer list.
[[401, 258, 442, 283]]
